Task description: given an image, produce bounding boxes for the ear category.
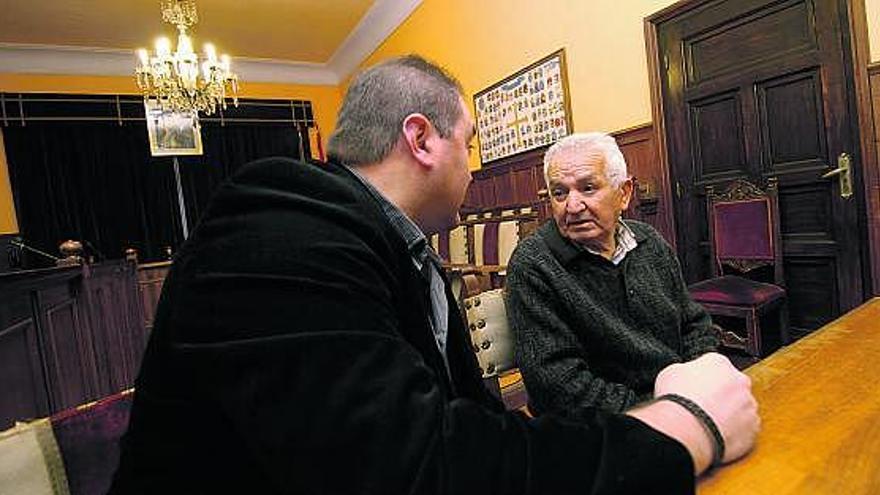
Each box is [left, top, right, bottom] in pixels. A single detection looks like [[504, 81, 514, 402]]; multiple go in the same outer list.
[[401, 113, 436, 168], [619, 177, 634, 211]]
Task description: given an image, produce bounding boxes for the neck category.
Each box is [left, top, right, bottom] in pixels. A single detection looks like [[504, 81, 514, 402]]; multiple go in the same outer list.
[[577, 226, 618, 260], [594, 236, 617, 260], [353, 157, 429, 229]]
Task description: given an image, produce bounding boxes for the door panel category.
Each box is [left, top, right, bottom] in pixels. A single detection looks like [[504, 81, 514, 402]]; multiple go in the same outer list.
[[658, 0, 866, 337], [758, 70, 828, 171], [690, 91, 749, 181]]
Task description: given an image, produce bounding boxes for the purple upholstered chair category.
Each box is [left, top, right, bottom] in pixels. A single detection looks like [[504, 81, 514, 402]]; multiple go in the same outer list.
[[688, 178, 789, 357], [50, 390, 133, 495]]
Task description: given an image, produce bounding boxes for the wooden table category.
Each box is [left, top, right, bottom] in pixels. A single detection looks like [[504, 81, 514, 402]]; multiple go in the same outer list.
[[698, 298, 880, 494]]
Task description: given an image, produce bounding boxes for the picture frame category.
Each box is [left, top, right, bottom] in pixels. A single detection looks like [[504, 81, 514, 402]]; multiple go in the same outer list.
[[144, 100, 203, 156], [473, 49, 573, 166]]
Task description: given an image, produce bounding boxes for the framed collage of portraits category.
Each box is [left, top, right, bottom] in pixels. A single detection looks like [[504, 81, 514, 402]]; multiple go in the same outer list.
[[473, 49, 573, 166]]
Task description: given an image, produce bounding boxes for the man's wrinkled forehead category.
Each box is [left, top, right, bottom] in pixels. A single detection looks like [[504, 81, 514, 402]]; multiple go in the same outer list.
[[548, 150, 606, 178]]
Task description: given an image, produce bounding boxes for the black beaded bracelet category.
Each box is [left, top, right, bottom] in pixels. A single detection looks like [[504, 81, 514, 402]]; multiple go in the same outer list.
[[656, 393, 725, 468]]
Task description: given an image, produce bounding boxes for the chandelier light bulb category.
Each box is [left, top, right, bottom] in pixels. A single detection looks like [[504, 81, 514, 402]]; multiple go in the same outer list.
[[137, 48, 149, 68], [178, 33, 194, 55], [155, 37, 171, 57], [204, 43, 217, 61], [135, 0, 239, 115]]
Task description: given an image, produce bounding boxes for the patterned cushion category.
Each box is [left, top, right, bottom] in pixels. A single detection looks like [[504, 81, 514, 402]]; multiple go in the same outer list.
[[689, 275, 785, 306], [463, 289, 514, 378], [497, 221, 519, 267], [0, 418, 69, 495], [472, 223, 486, 265], [448, 225, 469, 264]]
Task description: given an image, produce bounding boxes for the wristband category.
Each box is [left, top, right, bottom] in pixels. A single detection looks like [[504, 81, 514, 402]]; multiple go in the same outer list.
[[656, 393, 725, 468]]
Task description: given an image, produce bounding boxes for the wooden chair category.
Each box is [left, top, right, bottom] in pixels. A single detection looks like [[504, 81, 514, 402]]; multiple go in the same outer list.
[[0, 390, 133, 495], [461, 284, 529, 412], [688, 178, 789, 357]]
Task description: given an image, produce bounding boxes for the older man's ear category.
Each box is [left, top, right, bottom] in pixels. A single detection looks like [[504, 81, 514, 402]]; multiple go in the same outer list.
[[619, 177, 635, 212]]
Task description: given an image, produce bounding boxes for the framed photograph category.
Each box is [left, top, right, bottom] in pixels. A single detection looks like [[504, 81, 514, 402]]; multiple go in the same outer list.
[[474, 49, 573, 166], [144, 100, 203, 156]]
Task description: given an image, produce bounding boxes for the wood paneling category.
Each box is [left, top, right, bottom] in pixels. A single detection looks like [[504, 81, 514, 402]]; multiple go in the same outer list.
[[0, 296, 48, 428], [86, 262, 148, 392], [649, 0, 868, 337], [0, 261, 146, 429], [39, 283, 96, 411], [464, 148, 547, 219], [868, 63, 880, 294], [690, 92, 747, 181], [758, 70, 827, 170], [613, 124, 675, 244], [685, 0, 816, 86], [137, 261, 170, 334]]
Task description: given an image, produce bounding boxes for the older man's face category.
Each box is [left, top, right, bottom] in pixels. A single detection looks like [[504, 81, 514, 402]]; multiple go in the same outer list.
[[547, 155, 632, 252]]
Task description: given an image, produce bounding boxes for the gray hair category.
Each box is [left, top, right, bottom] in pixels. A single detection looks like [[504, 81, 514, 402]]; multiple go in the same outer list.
[[327, 55, 464, 166], [543, 132, 628, 187]]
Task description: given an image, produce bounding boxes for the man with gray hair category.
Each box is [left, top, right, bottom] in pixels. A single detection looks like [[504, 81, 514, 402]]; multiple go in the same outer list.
[[506, 132, 719, 416], [112, 60, 754, 495]]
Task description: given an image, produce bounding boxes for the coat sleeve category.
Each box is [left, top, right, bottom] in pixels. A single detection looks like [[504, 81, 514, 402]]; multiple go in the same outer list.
[[154, 161, 696, 495], [506, 245, 644, 416]]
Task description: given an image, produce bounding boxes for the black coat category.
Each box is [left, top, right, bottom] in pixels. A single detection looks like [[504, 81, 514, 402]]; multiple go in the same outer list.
[[110, 157, 694, 494]]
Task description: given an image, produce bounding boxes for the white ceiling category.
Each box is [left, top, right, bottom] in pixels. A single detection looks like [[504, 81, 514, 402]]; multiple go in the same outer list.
[[0, 0, 423, 85]]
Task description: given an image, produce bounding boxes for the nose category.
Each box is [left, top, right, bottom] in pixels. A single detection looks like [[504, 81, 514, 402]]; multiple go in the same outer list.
[[565, 190, 586, 214]]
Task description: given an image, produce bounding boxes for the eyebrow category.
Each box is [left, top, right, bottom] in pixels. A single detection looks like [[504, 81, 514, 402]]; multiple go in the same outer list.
[[549, 172, 598, 187]]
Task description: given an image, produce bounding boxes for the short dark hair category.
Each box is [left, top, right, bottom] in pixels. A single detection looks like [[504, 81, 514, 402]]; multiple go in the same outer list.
[[327, 55, 464, 166]]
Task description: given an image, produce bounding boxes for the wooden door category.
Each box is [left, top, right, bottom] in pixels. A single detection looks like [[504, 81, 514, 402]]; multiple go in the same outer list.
[[654, 0, 867, 337]]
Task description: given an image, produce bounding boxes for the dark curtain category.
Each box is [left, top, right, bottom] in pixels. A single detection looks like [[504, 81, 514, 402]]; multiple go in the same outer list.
[[4, 120, 303, 264], [176, 122, 305, 228]]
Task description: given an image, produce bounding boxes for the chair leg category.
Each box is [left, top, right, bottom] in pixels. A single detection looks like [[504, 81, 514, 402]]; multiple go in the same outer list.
[[779, 299, 790, 346], [745, 309, 761, 357]]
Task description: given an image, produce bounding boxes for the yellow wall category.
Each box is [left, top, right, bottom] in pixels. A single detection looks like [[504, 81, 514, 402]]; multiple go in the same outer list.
[[359, 0, 680, 170], [0, 129, 18, 233], [359, 0, 880, 170], [0, 73, 341, 234]]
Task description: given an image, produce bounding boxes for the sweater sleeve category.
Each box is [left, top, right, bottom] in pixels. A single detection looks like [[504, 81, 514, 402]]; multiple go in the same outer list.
[[506, 244, 642, 415], [660, 237, 719, 360]]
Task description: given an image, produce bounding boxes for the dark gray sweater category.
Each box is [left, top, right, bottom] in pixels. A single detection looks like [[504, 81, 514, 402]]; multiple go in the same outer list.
[[506, 219, 717, 417]]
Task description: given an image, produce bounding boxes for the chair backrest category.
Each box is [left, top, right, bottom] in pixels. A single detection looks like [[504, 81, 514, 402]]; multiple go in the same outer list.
[[0, 390, 133, 495], [50, 390, 133, 495], [463, 289, 515, 378], [706, 178, 783, 284]]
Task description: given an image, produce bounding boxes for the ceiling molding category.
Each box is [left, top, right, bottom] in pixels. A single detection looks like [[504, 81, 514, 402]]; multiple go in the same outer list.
[[326, 0, 423, 81], [0, 43, 338, 85], [0, 0, 423, 86]]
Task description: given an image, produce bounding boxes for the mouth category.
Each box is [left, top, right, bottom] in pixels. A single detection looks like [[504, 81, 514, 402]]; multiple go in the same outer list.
[[566, 218, 595, 228]]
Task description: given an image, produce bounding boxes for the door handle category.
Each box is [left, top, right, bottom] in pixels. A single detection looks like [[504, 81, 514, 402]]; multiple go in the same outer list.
[[820, 153, 853, 199]]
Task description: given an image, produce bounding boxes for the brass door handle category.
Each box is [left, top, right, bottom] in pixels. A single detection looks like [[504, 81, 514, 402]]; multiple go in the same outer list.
[[820, 167, 846, 178], [821, 153, 853, 199]]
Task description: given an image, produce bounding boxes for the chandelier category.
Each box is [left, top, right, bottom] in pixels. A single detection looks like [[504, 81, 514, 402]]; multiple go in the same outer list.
[[135, 0, 239, 115]]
